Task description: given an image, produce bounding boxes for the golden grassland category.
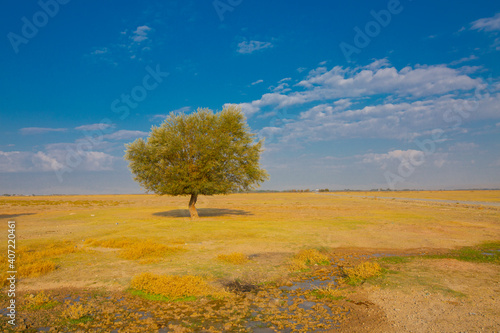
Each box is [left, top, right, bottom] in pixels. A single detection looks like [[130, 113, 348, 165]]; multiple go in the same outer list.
[[339, 190, 500, 202], [0, 191, 499, 331], [0, 191, 499, 291]]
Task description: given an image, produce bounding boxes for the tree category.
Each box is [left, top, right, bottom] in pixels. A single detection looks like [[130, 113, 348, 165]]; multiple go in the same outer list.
[[124, 106, 269, 219]]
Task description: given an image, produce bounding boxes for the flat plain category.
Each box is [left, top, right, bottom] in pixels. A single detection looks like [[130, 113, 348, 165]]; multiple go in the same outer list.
[[1, 191, 499, 332]]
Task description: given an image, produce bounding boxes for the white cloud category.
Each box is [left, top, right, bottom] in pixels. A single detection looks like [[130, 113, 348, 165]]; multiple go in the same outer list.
[[449, 55, 478, 66], [90, 47, 109, 55], [278, 77, 292, 83], [449, 142, 479, 151], [237, 40, 273, 54], [131, 25, 152, 43], [152, 107, 191, 121], [363, 149, 424, 165], [75, 123, 114, 131], [271, 82, 291, 93], [251, 79, 264, 85], [32, 152, 65, 171], [223, 102, 260, 117], [88, 25, 154, 64], [0, 149, 113, 173], [102, 130, 148, 141], [19, 127, 67, 135], [0, 151, 32, 172], [471, 13, 500, 32], [233, 60, 481, 117]]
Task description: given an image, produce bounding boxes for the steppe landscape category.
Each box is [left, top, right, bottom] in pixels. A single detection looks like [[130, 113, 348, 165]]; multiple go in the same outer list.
[[1, 191, 499, 332]]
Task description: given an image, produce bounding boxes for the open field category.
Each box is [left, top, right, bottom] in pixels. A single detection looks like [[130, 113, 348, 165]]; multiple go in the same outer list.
[[333, 190, 500, 203], [1, 191, 499, 332]]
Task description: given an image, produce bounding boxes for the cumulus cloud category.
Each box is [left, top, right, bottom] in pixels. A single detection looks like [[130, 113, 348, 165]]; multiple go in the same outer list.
[[229, 60, 482, 117], [20, 127, 67, 135], [237, 40, 273, 54], [251, 79, 264, 85], [471, 13, 500, 32]]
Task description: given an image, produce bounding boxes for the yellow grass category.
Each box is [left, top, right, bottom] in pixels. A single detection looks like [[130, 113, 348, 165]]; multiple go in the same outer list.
[[24, 291, 51, 308], [288, 249, 330, 271], [339, 190, 500, 202], [0, 192, 498, 291], [85, 238, 183, 262], [61, 302, 92, 320], [216, 252, 249, 264], [130, 272, 226, 299], [0, 241, 78, 286], [341, 261, 382, 285]]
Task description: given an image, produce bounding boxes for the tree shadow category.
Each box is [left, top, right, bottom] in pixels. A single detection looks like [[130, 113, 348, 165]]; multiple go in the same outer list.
[[0, 213, 36, 219], [153, 208, 252, 218]]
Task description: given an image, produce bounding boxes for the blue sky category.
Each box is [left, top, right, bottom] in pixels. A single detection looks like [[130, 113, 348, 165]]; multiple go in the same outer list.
[[1, 0, 499, 194]]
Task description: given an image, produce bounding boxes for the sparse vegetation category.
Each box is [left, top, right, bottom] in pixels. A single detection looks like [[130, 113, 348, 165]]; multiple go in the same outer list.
[[216, 252, 249, 265], [130, 272, 227, 300], [424, 242, 500, 264], [24, 292, 58, 310], [85, 238, 184, 262], [341, 261, 382, 285], [289, 248, 330, 271], [312, 283, 345, 300], [61, 302, 93, 321], [1, 192, 498, 331]]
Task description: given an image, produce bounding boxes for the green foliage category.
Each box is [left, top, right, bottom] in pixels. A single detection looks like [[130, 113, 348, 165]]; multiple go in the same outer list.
[[124, 106, 269, 197]]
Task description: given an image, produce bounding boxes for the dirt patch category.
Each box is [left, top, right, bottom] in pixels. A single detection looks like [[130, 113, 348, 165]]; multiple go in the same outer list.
[[366, 259, 500, 332]]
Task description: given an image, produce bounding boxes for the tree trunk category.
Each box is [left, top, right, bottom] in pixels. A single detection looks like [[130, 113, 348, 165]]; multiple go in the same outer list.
[[188, 193, 199, 219]]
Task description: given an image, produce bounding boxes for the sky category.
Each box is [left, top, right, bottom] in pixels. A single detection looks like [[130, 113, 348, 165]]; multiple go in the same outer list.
[[1, 0, 499, 194]]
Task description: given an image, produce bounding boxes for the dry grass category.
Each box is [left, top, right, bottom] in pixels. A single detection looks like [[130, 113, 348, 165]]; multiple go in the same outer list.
[[1, 192, 498, 291], [341, 190, 500, 202], [341, 261, 382, 285], [312, 283, 345, 300], [130, 272, 227, 300], [216, 252, 249, 265], [61, 302, 92, 320], [85, 238, 183, 262], [24, 292, 52, 309], [288, 248, 330, 271]]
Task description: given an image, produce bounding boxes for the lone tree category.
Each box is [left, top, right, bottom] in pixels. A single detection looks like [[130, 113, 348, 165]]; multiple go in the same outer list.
[[124, 106, 269, 219]]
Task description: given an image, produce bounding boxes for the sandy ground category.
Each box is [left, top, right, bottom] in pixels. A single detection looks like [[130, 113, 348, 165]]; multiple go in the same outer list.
[[352, 259, 500, 333]]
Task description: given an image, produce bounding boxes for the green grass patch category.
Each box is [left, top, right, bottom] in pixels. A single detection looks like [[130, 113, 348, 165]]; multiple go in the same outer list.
[[425, 242, 500, 264], [128, 288, 197, 302], [28, 301, 59, 310], [378, 256, 413, 264], [67, 315, 93, 325]]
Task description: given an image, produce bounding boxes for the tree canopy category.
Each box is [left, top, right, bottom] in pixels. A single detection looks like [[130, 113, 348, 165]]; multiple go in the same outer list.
[[124, 106, 269, 218]]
